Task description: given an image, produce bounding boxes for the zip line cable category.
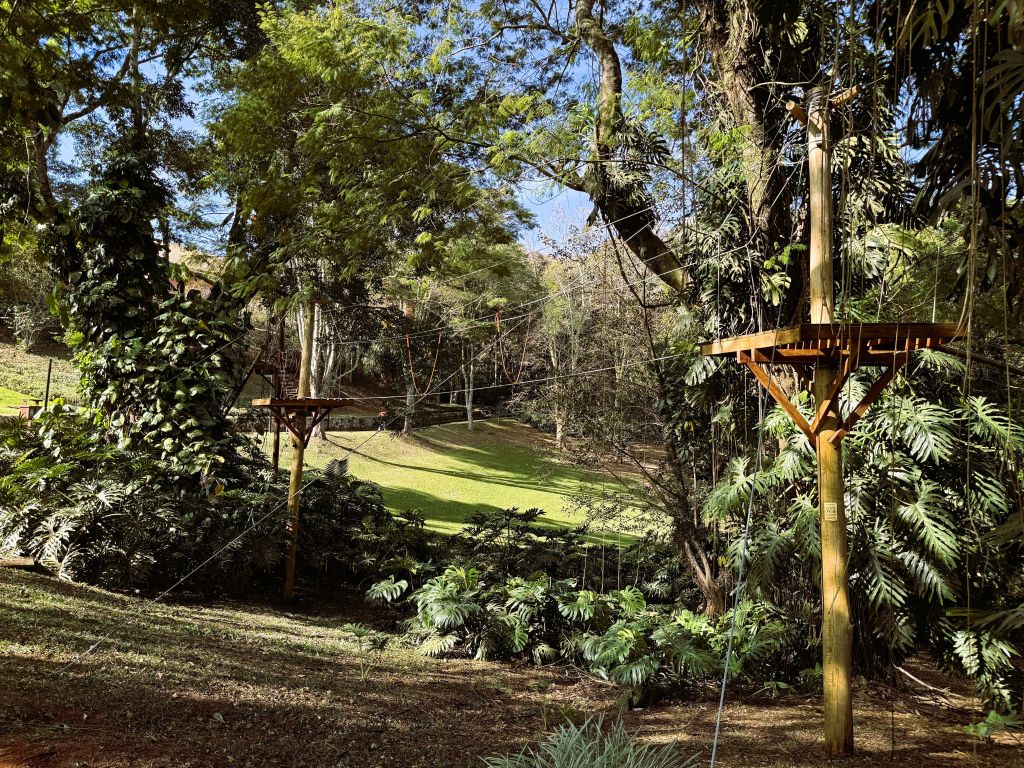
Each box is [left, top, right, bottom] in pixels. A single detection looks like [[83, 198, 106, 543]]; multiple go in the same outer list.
[[708, 284, 791, 767], [316, 180, 776, 349], [708, 110, 809, 763], [709, 386, 767, 768], [308, 350, 692, 403], [315, 165, 772, 351], [316, 202, 682, 346]]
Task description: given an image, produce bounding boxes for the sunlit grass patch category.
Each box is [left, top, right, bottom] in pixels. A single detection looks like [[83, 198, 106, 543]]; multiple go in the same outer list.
[[270, 419, 650, 536]]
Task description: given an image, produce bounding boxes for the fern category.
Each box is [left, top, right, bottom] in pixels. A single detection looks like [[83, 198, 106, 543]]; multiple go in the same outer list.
[[482, 717, 697, 768], [897, 481, 958, 566], [418, 633, 459, 657], [366, 575, 409, 603]]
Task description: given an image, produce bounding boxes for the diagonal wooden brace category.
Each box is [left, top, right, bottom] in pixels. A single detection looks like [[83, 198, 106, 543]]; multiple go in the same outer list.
[[828, 354, 907, 447], [304, 407, 332, 444], [267, 406, 300, 444], [268, 406, 331, 448], [739, 351, 815, 443], [810, 356, 853, 434]]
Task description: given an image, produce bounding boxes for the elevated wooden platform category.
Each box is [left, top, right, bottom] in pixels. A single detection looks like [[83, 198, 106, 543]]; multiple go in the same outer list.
[[700, 322, 962, 447], [252, 397, 354, 446]]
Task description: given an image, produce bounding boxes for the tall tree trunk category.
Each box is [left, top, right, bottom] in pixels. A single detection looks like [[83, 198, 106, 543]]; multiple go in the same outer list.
[[547, 337, 570, 450], [403, 376, 415, 435], [700, 0, 803, 324], [572, 0, 803, 320], [462, 342, 475, 430], [400, 298, 417, 435], [464, 364, 474, 430], [573, 0, 686, 293], [553, 409, 566, 451], [308, 301, 332, 440]]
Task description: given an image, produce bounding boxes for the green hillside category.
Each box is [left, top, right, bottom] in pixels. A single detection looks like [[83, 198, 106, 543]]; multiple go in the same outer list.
[[0, 341, 80, 407], [272, 419, 650, 537]]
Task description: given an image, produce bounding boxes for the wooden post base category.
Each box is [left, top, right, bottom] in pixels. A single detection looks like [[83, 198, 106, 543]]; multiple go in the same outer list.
[[815, 365, 854, 756]]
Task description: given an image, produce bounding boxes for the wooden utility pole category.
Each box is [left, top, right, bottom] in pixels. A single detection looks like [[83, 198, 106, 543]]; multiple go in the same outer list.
[[807, 83, 854, 756], [271, 316, 285, 474], [283, 302, 314, 601], [703, 83, 959, 761]]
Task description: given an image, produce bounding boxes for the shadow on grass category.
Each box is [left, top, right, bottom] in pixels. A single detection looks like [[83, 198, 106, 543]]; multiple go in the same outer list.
[[0, 571, 604, 768], [354, 430, 639, 501], [380, 486, 636, 545]]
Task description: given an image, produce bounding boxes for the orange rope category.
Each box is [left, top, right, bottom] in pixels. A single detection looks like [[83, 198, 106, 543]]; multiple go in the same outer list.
[[499, 312, 533, 385], [422, 331, 443, 393], [406, 331, 444, 395]]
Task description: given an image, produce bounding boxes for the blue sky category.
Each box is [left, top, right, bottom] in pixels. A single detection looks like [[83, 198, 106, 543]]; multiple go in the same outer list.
[[54, 59, 592, 257], [517, 181, 592, 255]]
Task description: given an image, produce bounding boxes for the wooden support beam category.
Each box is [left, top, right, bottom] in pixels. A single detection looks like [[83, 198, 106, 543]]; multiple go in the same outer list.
[[283, 301, 315, 602], [810, 356, 852, 434], [700, 322, 962, 358], [807, 83, 853, 757], [828, 355, 907, 447], [751, 348, 830, 365], [700, 326, 804, 356], [257, 399, 354, 447], [786, 99, 808, 125], [739, 353, 815, 443], [830, 84, 861, 107]]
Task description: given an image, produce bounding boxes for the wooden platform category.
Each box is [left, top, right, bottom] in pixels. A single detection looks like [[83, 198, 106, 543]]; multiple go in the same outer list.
[[699, 322, 963, 446], [699, 322, 961, 361], [252, 398, 355, 446]]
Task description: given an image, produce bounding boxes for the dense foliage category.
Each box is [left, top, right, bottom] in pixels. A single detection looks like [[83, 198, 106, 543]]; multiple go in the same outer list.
[[1, 0, 1023, 735], [387, 566, 794, 703], [0, 407, 403, 593]]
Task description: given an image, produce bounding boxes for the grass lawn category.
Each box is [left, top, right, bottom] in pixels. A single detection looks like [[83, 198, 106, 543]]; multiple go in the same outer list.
[[270, 419, 649, 537], [0, 340, 80, 405], [0, 385, 30, 415]]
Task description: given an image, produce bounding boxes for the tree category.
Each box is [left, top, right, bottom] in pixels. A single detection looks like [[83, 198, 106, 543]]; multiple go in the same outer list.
[[417, 0, 1024, 619], [419, 240, 540, 430], [211, 1, 528, 437], [0, 0, 271, 473]]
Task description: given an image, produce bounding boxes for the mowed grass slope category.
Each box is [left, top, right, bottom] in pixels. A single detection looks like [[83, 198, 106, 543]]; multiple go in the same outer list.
[[0, 385, 29, 414], [272, 419, 645, 536], [0, 340, 80, 410]]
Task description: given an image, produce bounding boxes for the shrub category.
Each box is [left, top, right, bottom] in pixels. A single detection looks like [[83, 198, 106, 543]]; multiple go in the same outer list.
[[11, 303, 52, 350], [378, 560, 798, 700], [482, 717, 697, 768], [0, 404, 285, 591], [0, 405, 417, 595], [452, 507, 588, 580], [298, 472, 432, 583]]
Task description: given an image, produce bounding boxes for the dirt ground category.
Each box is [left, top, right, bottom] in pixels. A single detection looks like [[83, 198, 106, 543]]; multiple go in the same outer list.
[[1, 570, 1021, 768], [625, 683, 1023, 767]]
